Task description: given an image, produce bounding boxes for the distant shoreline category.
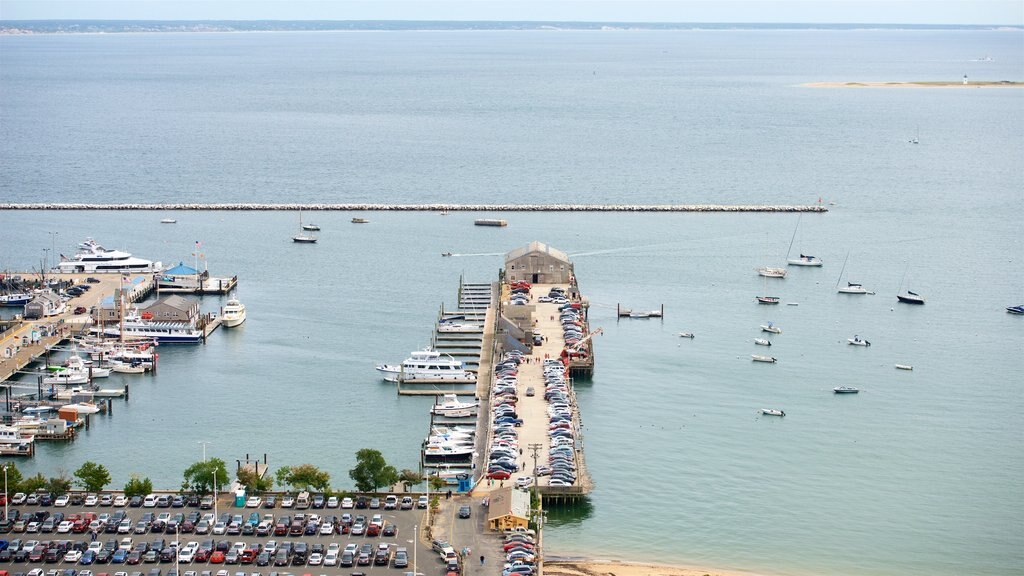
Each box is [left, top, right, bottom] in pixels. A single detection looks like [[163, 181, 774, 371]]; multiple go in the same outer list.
[[804, 81, 1022, 88], [0, 203, 828, 213]]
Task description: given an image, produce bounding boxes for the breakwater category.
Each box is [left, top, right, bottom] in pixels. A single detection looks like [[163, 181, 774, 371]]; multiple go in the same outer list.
[[0, 203, 829, 212]]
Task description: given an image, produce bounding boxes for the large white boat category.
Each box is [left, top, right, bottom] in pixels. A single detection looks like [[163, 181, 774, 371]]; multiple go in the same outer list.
[[42, 371, 89, 386], [221, 297, 247, 327], [423, 442, 474, 460], [376, 348, 476, 382], [0, 425, 34, 453], [437, 322, 482, 333], [93, 309, 202, 344], [57, 238, 162, 274], [0, 293, 34, 306], [430, 394, 479, 418]]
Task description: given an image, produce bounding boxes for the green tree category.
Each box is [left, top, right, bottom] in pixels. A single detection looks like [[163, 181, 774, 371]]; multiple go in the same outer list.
[[398, 469, 422, 492], [182, 458, 230, 496], [349, 449, 399, 493], [74, 461, 112, 492], [237, 467, 273, 494], [274, 466, 292, 490], [286, 464, 330, 492], [47, 470, 72, 496], [427, 475, 446, 492], [124, 475, 153, 498], [2, 463, 25, 494], [20, 473, 47, 494]]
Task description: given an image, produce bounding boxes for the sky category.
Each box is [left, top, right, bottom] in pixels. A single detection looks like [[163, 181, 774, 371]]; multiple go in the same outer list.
[[0, 0, 1021, 25]]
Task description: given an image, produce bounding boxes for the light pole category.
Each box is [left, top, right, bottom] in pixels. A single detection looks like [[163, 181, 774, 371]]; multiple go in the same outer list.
[[49, 232, 58, 267], [3, 463, 9, 521], [42, 248, 50, 273]]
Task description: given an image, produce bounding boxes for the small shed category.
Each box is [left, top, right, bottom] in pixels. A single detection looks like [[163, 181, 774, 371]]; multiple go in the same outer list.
[[486, 487, 530, 531], [505, 241, 572, 284], [143, 295, 200, 323], [24, 291, 64, 319]]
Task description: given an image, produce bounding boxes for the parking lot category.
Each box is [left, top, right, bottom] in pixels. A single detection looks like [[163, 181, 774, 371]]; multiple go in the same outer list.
[[0, 493, 463, 576]]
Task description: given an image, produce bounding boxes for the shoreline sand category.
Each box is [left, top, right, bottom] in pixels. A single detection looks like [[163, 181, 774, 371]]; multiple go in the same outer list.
[[803, 81, 1021, 88], [545, 560, 773, 576]]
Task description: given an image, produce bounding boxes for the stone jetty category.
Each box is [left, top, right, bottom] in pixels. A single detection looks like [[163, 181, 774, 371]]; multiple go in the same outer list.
[[0, 203, 828, 212]]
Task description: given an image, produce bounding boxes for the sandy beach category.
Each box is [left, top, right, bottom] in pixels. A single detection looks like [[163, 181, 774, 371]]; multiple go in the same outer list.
[[545, 560, 769, 576], [803, 81, 1021, 88]]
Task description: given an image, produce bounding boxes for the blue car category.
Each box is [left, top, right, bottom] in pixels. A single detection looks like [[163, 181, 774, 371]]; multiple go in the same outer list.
[[80, 550, 96, 565], [112, 549, 129, 563]]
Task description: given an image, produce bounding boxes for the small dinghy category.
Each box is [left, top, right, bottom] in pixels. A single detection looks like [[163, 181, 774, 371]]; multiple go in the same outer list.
[[848, 336, 871, 346], [833, 386, 859, 394], [895, 364, 914, 371], [441, 252, 453, 257], [678, 332, 695, 339], [761, 408, 785, 417], [752, 354, 777, 363], [754, 338, 772, 346]]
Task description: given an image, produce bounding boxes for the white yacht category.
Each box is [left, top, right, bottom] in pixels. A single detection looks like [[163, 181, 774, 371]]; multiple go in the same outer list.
[[92, 308, 203, 343], [221, 297, 247, 327], [0, 425, 34, 453], [57, 238, 163, 274], [430, 394, 479, 418], [437, 322, 482, 333], [376, 348, 476, 382], [42, 371, 89, 386], [757, 266, 787, 278], [423, 442, 475, 459]]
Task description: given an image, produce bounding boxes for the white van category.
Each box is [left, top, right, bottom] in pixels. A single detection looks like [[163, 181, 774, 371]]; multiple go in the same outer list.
[[295, 491, 310, 509]]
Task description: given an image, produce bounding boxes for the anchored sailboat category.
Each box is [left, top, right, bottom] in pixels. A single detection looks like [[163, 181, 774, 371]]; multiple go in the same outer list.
[[786, 215, 822, 267], [836, 252, 874, 294], [292, 210, 318, 243]]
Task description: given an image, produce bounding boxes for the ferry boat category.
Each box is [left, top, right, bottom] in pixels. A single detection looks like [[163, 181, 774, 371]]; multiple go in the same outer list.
[[57, 238, 162, 274], [221, 297, 247, 327], [430, 394, 479, 418], [376, 348, 476, 382], [0, 293, 33, 306]]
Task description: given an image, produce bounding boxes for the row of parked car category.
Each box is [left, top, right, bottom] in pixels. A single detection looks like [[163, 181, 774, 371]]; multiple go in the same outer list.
[[501, 531, 537, 576], [0, 537, 410, 570], [485, 350, 527, 481], [540, 358, 579, 487], [0, 569, 381, 576]]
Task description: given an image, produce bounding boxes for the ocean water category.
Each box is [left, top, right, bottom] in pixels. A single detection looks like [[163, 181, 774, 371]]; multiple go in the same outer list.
[[1, 30, 1023, 576]]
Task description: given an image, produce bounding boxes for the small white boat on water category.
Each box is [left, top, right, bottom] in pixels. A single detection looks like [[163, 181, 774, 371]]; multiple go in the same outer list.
[[42, 371, 89, 386], [678, 332, 695, 339], [437, 322, 481, 333], [62, 402, 102, 414], [430, 394, 479, 418], [376, 348, 476, 382], [761, 323, 782, 334], [761, 409, 785, 417], [160, 218, 177, 224], [754, 338, 772, 346], [848, 336, 871, 346], [834, 386, 860, 394], [752, 354, 777, 363], [757, 266, 787, 278], [835, 254, 874, 294], [221, 297, 247, 327], [292, 210, 318, 243], [110, 362, 146, 374], [895, 364, 914, 371]]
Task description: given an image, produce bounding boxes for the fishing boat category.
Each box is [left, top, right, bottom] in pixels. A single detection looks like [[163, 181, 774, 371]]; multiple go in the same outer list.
[[292, 210, 318, 243], [754, 338, 771, 346], [786, 216, 823, 267], [351, 218, 369, 224], [761, 409, 785, 417], [56, 238, 163, 273], [895, 364, 914, 371], [678, 332, 695, 339], [848, 336, 871, 346], [835, 252, 874, 294], [0, 293, 33, 306], [221, 296, 246, 327], [376, 348, 476, 382], [93, 308, 202, 343], [752, 354, 777, 363], [430, 394, 479, 418], [761, 323, 782, 334], [1007, 305, 1024, 314], [834, 386, 859, 394]]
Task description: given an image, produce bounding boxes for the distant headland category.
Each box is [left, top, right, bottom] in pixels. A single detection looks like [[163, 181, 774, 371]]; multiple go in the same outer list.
[[804, 81, 1021, 88], [1, 20, 1020, 35]]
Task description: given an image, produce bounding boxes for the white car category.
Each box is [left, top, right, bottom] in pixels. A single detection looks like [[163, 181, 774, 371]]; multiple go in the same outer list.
[[11, 493, 27, 505], [323, 551, 338, 566], [307, 553, 323, 566], [63, 550, 82, 563], [143, 494, 157, 507], [514, 476, 533, 489], [280, 495, 294, 508], [319, 522, 334, 536], [84, 494, 99, 506], [326, 496, 339, 508], [114, 495, 129, 506], [54, 494, 71, 507], [245, 496, 262, 508], [87, 542, 104, 554], [212, 522, 227, 535], [178, 548, 195, 563], [57, 521, 74, 533], [340, 497, 354, 509], [263, 540, 278, 555]]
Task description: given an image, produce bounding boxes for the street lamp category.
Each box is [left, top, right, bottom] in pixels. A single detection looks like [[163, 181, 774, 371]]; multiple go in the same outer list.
[[49, 232, 58, 267], [3, 463, 9, 521], [42, 248, 50, 273]]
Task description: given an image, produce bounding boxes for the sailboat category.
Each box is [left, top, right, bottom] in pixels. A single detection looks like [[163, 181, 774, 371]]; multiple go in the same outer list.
[[897, 264, 925, 305], [756, 273, 780, 304], [786, 215, 822, 267], [757, 233, 787, 278], [836, 252, 874, 294], [292, 210, 318, 243], [909, 127, 920, 144]]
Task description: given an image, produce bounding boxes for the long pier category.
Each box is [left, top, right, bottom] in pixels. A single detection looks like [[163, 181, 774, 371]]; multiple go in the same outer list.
[[1, 203, 829, 212]]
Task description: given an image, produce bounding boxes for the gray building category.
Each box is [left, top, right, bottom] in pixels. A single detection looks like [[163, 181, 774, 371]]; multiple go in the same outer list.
[[505, 241, 572, 284], [143, 295, 200, 323], [24, 291, 64, 319]]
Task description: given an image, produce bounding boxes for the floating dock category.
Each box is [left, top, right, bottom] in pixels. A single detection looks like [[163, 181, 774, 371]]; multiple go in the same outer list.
[[474, 218, 508, 227]]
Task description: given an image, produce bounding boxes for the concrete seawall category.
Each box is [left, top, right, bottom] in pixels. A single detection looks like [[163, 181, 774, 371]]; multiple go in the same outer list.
[[0, 203, 828, 212]]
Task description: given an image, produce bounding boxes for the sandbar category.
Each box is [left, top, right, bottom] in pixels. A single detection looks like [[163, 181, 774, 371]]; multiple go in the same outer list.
[[803, 81, 1021, 88], [545, 560, 770, 576]]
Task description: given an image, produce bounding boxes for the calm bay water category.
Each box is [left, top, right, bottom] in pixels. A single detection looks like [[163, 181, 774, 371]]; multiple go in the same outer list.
[[1, 29, 1023, 576]]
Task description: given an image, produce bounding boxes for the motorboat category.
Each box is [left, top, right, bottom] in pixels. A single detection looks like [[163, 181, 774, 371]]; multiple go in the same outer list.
[[52, 386, 94, 401], [437, 322, 481, 333], [757, 267, 787, 278], [0, 293, 33, 306], [678, 332, 695, 339], [56, 238, 162, 274], [1007, 305, 1024, 315], [110, 361, 146, 374], [895, 364, 914, 371], [221, 297, 247, 327], [754, 338, 771, 346], [833, 386, 860, 394], [756, 296, 780, 304], [61, 402, 101, 414], [761, 409, 785, 417], [761, 323, 782, 334], [430, 394, 479, 418], [752, 354, 777, 363], [441, 252, 453, 257], [61, 353, 111, 378], [160, 218, 177, 224], [42, 371, 89, 386], [302, 223, 321, 231], [376, 348, 476, 382], [847, 333, 869, 346], [0, 425, 34, 453], [351, 218, 369, 224]]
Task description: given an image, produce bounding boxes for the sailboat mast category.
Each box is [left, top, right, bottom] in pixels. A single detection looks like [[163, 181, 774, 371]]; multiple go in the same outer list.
[[836, 252, 850, 289], [786, 215, 801, 259]]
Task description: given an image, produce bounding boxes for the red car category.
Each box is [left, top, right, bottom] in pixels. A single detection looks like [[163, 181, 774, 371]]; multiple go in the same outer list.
[[504, 542, 535, 552], [486, 470, 511, 480], [210, 551, 225, 564]]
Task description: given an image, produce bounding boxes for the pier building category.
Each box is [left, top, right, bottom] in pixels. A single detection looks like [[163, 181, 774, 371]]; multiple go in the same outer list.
[[505, 241, 573, 284]]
